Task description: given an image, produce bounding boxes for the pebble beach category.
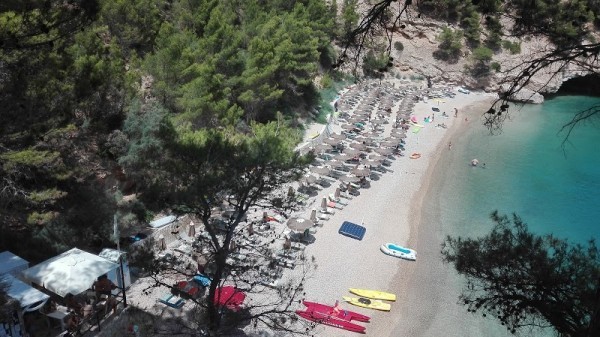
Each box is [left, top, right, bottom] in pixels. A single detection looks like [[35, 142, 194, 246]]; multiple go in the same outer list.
[[297, 81, 498, 336]]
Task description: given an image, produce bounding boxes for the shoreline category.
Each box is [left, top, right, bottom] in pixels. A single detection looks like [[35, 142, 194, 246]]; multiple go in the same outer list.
[[384, 97, 500, 337], [298, 82, 498, 336]]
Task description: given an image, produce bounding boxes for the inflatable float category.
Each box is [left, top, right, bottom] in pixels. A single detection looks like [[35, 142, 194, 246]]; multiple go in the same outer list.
[[410, 153, 421, 159]]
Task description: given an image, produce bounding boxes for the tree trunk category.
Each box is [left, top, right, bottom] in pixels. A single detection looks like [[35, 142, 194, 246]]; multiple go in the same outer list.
[[207, 250, 226, 334]]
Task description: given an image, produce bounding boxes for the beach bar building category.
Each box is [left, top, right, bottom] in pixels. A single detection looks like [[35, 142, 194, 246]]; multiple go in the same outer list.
[[1, 251, 50, 337], [21, 248, 121, 298]]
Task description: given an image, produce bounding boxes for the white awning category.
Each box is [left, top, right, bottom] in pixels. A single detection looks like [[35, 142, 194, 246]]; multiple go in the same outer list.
[[21, 248, 119, 297], [3, 274, 50, 310]]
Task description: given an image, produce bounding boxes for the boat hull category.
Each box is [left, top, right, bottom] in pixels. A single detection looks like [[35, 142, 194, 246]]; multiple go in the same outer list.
[[296, 310, 366, 333], [303, 300, 370, 322], [342, 296, 391, 311], [380, 243, 417, 261], [349, 288, 396, 301]]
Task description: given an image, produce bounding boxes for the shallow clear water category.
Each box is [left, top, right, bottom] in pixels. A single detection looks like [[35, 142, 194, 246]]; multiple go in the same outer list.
[[443, 96, 600, 244]]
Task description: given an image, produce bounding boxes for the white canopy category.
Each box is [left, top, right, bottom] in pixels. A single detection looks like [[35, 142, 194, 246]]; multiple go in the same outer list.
[[2, 274, 49, 310], [21, 248, 119, 297], [0, 251, 29, 276]]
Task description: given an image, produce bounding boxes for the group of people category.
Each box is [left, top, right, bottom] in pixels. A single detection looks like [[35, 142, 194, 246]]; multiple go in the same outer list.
[[61, 274, 119, 333]]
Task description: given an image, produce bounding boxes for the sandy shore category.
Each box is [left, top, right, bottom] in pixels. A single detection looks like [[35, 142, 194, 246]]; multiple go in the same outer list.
[[299, 87, 498, 336]]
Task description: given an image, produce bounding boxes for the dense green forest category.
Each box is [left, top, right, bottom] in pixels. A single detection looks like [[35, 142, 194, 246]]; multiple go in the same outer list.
[[2, 0, 599, 263]]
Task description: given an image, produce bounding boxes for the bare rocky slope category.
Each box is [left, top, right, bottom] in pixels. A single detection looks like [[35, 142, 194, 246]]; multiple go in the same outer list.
[[347, 6, 600, 103]]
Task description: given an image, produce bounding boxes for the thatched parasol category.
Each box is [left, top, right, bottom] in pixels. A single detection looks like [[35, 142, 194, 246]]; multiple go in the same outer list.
[[310, 166, 331, 176], [343, 147, 362, 156], [349, 142, 367, 151], [351, 167, 370, 177], [374, 147, 393, 155], [339, 175, 360, 183]]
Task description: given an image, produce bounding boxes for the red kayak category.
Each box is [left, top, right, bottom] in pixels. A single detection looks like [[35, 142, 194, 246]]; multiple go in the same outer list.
[[303, 300, 370, 322], [295, 300, 370, 333]]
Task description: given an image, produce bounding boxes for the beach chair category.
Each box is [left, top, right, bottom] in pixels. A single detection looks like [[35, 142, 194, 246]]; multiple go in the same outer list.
[[329, 194, 349, 206], [158, 293, 185, 308]]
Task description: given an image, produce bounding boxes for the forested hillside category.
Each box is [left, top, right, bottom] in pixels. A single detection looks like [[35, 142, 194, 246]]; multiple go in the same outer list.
[[2, 0, 599, 263], [0, 0, 339, 262]]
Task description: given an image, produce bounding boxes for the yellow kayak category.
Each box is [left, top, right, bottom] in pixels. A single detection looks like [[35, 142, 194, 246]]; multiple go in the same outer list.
[[349, 288, 396, 301], [343, 296, 391, 311]]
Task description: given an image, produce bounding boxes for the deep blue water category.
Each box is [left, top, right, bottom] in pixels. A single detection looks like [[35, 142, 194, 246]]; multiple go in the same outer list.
[[442, 95, 600, 245]]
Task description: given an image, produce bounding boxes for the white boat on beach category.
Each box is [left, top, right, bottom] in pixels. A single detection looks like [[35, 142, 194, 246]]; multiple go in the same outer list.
[[380, 243, 416, 261]]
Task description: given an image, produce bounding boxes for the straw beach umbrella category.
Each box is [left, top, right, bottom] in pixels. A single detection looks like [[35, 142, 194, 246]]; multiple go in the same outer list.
[[325, 159, 343, 168], [313, 143, 332, 153], [350, 142, 367, 151], [374, 147, 393, 155], [334, 188, 341, 200], [310, 209, 317, 223], [339, 175, 360, 183], [310, 166, 330, 176], [330, 133, 346, 140], [334, 153, 353, 162], [323, 137, 342, 146], [351, 167, 370, 177], [341, 124, 356, 131], [360, 159, 381, 167], [369, 154, 387, 161], [303, 174, 317, 184], [343, 147, 362, 156], [381, 140, 400, 148]]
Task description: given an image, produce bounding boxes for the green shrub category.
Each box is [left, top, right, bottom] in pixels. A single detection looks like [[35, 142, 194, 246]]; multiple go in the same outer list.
[[502, 40, 521, 54], [433, 27, 463, 63], [394, 41, 404, 51], [320, 74, 333, 89], [490, 62, 501, 72]]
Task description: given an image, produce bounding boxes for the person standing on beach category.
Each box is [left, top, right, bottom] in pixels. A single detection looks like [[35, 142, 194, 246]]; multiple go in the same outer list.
[[454, 108, 458, 117], [448, 142, 452, 150]]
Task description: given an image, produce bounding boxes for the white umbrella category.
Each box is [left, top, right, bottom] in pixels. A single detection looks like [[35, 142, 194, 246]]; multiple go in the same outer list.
[[334, 188, 341, 199], [320, 197, 328, 210], [287, 218, 314, 232], [310, 209, 317, 223]]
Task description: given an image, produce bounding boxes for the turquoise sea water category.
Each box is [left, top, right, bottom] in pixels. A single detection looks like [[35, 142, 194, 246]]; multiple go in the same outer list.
[[440, 95, 600, 244]]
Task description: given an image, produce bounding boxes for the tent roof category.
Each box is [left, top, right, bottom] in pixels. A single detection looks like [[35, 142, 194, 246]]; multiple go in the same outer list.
[[0, 251, 28, 275], [3, 274, 50, 309], [21, 248, 119, 297]]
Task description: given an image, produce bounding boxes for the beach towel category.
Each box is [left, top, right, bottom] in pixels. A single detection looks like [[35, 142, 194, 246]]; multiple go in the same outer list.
[[412, 127, 422, 134]]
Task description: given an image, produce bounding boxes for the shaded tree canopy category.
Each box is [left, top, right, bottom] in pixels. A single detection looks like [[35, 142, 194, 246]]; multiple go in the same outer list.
[[442, 211, 600, 337]]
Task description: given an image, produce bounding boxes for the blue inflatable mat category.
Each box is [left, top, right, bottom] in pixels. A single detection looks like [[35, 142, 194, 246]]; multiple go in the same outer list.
[[338, 221, 366, 240]]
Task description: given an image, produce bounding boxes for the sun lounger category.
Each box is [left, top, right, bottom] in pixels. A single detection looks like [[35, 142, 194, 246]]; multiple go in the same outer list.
[[159, 293, 185, 308], [329, 194, 349, 206]]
